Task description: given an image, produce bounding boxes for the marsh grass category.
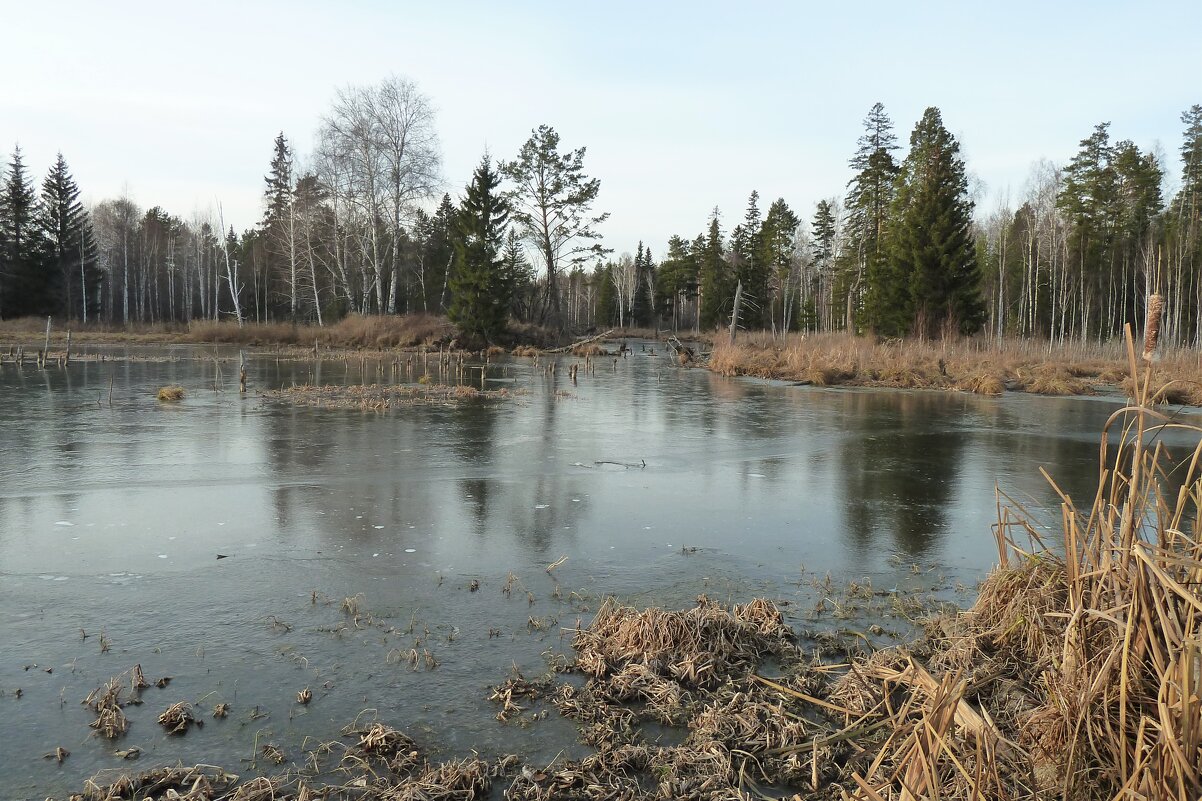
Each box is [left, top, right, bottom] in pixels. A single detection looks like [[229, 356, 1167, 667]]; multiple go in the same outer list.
[[156, 385, 185, 402], [710, 331, 1202, 402]]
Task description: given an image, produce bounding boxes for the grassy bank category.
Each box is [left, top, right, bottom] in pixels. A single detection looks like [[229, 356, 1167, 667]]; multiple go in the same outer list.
[[0, 315, 561, 351], [708, 331, 1202, 403]]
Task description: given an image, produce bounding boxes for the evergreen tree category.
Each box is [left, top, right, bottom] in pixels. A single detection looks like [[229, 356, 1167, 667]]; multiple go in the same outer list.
[[448, 155, 512, 343], [502, 125, 609, 326], [39, 153, 99, 320], [888, 107, 985, 337], [593, 261, 617, 326], [759, 198, 799, 330], [847, 103, 900, 332], [0, 146, 50, 319], [729, 191, 768, 327], [262, 132, 299, 319], [501, 229, 535, 321], [630, 241, 655, 327], [1058, 123, 1119, 339], [810, 200, 838, 330], [698, 209, 731, 330], [654, 235, 697, 327]]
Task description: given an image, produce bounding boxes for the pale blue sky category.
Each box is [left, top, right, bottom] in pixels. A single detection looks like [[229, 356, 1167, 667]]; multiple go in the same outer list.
[[4, 1, 1199, 257]]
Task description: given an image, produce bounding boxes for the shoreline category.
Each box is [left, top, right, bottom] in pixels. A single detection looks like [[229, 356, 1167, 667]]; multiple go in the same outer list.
[[5, 316, 1202, 405]]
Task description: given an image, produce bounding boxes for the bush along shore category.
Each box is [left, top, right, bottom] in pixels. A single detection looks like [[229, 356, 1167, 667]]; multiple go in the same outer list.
[[48, 330, 1202, 801]]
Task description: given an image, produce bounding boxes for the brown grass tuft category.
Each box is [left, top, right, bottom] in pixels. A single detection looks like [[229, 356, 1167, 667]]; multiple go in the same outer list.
[[156, 385, 185, 401]]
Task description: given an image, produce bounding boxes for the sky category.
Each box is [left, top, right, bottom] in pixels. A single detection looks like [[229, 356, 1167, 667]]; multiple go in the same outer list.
[[3, 0, 1200, 259]]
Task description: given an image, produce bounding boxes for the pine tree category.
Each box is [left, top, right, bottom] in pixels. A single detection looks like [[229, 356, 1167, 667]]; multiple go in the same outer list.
[[0, 145, 50, 319], [39, 153, 99, 320], [448, 155, 512, 343], [888, 107, 985, 337], [502, 125, 609, 326], [847, 103, 900, 332], [1058, 123, 1118, 339], [698, 209, 731, 330]]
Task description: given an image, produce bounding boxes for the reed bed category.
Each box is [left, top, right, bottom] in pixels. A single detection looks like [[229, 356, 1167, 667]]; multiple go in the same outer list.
[[0, 314, 563, 351], [265, 382, 518, 411], [709, 331, 1202, 402]]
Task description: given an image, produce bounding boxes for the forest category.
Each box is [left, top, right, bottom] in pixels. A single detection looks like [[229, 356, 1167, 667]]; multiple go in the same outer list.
[[1, 75, 1199, 345]]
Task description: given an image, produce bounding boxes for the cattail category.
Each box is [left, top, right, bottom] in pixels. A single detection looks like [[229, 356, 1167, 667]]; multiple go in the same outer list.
[[1143, 293, 1164, 362]]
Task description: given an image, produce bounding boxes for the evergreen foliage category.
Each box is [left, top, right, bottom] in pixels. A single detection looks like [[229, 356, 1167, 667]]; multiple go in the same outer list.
[[848, 103, 900, 332], [698, 210, 731, 330], [760, 198, 799, 330], [502, 125, 609, 327], [39, 153, 99, 320], [885, 107, 985, 337], [630, 241, 655, 327], [0, 146, 50, 319], [448, 156, 512, 343]]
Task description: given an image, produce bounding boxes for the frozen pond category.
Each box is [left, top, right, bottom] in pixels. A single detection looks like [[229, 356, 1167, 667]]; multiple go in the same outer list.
[[0, 344, 1132, 797]]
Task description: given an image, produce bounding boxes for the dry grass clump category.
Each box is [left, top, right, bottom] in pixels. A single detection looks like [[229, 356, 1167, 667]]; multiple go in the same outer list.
[[156, 384, 185, 401], [955, 369, 1005, 395], [1015, 364, 1095, 395], [572, 595, 794, 689], [267, 382, 515, 411], [511, 345, 541, 357], [82, 667, 151, 740], [571, 342, 608, 356], [74, 764, 241, 801], [157, 701, 197, 735]]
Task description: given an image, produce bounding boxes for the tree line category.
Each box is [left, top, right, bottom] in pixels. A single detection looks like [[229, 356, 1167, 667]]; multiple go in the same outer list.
[[2, 78, 1199, 345]]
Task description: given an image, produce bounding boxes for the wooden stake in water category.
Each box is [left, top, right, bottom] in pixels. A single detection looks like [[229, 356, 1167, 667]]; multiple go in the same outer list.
[[64, 330, 71, 368], [239, 350, 247, 394], [43, 316, 52, 357]]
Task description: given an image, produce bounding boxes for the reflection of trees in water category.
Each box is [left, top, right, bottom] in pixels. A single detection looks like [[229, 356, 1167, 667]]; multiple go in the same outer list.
[[258, 391, 590, 558], [837, 392, 967, 559], [447, 401, 499, 535], [263, 408, 437, 543]]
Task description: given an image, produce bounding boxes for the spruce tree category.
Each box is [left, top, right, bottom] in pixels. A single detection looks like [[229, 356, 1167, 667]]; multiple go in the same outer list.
[[262, 132, 298, 319], [39, 153, 98, 320], [888, 107, 985, 337], [759, 199, 799, 330], [0, 146, 49, 318], [448, 155, 512, 343], [501, 229, 535, 320], [698, 209, 731, 330], [730, 191, 768, 327], [630, 241, 655, 327], [846, 103, 900, 332], [593, 262, 617, 326], [654, 235, 697, 327]]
